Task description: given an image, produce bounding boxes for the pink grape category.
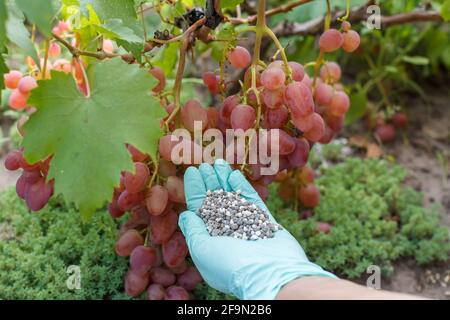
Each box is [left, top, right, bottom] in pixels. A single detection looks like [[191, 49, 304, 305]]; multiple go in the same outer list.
[[329, 91, 350, 116], [314, 82, 334, 106], [263, 106, 289, 129], [124, 162, 150, 194], [228, 46, 251, 69], [147, 284, 165, 300], [145, 185, 169, 216], [150, 267, 176, 287], [165, 176, 185, 203], [319, 125, 334, 144], [342, 30, 360, 53], [261, 67, 286, 90], [288, 62, 305, 81], [108, 199, 125, 218], [115, 229, 144, 257], [325, 114, 344, 132], [292, 112, 315, 132], [202, 71, 220, 94], [207, 107, 220, 129], [58, 20, 70, 32], [162, 231, 188, 268], [124, 270, 150, 297], [303, 114, 325, 142], [375, 124, 396, 143], [18, 76, 38, 94], [319, 28, 344, 52], [177, 267, 203, 291], [320, 62, 341, 83], [284, 82, 314, 117], [4, 150, 23, 171], [181, 100, 208, 132], [159, 134, 180, 161], [150, 67, 166, 93], [230, 104, 256, 130], [48, 43, 61, 57], [53, 59, 72, 74], [277, 130, 296, 155], [391, 113, 408, 128], [117, 190, 144, 211], [341, 21, 351, 32], [25, 178, 53, 211], [150, 210, 178, 244], [262, 87, 284, 109], [219, 95, 240, 125], [130, 245, 157, 275], [164, 286, 189, 300], [9, 89, 29, 110], [23, 170, 42, 184], [301, 73, 313, 89], [298, 184, 320, 208], [16, 175, 28, 200], [4, 70, 23, 89], [170, 259, 188, 275], [287, 138, 310, 168]]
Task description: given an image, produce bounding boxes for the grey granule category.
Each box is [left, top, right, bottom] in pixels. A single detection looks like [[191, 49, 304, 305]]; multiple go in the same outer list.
[[198, 189, 282, 240]]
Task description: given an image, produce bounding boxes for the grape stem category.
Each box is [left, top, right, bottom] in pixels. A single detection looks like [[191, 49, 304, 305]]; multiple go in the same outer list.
[[42, 40, 50, 79], [264, 26, 292, 80]]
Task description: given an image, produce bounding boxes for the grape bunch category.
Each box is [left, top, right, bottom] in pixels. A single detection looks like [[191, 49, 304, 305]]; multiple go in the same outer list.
[[109, 145, 203, 300]]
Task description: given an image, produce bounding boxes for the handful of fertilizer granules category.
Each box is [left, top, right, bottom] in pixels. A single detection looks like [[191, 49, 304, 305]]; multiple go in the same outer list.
[[198, 189, 282, 240]]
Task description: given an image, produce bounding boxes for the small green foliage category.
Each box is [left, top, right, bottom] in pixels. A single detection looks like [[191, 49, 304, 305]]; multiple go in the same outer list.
[[0, 188, 128, 300], [268, 158, 450, 278]]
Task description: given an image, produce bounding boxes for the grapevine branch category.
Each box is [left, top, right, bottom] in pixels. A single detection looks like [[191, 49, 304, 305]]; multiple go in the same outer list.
[[52, 33, 120, 60]]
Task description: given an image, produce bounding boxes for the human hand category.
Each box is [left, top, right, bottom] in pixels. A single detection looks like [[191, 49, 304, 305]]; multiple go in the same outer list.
[[179, 159, 336, 300]]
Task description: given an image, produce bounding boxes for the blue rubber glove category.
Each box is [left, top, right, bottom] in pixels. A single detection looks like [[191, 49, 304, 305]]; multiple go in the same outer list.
[[179, 159, 337, 300]]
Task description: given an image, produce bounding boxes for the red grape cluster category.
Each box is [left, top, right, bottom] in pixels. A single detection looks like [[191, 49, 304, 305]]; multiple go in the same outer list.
[[4, 149, 54, 211], [109, 145, 203, 299], [366, 112, 409, 143], [319, 21, 361, 53]]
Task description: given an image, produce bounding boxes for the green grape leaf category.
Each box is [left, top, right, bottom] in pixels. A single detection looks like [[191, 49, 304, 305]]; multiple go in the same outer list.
[[15, 0, 57, 37], [80, 0, 137, 25], [99, 19, 142, 43], [5, 2, 40, 67], [221, 0, 244, 9], [0, 54, 8, 100], [345, 89, 367, 125], [441, 0, 450, 21], [151, 42, 179, 77], [23, 58, 166, 219]]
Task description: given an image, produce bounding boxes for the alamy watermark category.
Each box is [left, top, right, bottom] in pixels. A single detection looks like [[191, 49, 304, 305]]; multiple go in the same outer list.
[[366, 5, 381, 30], [366, 265, 381, 289], [66, 265, 81, 290]]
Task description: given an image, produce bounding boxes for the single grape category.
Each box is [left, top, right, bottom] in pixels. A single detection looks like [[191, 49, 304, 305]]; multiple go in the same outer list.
[[102, 39, 114, 54], [301, 73, 313, 89], [329, 91, 350, 116], [228, 46, 251, 69], [4, 149, 23, 171], [159, 134, 181, 162], [23, 169, 42, 184], [117, 190, 144, 211], [162, 231, 188, 268], [263, 106, 289, 129], [150, 267, 176, 287], [284, 82, 314, 117], [267, 60, 284, 69], [164, 286, 190, 300], [9, 89, 29, 110], [292, 112, 315, 133], [319, 28, 344, 52], [130, 205, 151, 225], [130, 245, 157, 275], [219, 95, 240, 126], [342, 30, 361, 53], [298, 166, 315, 184], [177, 267, 203, 291], [375, 124, 396, 143], [149, 67, 166, 93], [181, 100, 208, 132], [319, 125, 334, 144], [202, 71, 220, 94], [124, 162, 150, 194], [230, 104, 256, 131], [261, 67, 286, 90], [391, 113, 408, 129], [298, 184, 320, 208], [341, 21, 351, 32], [25, 178, 53, 211], [277, 130, 296, 155], [287, 138, 310, 168], [147, 284, 165, 300], [316, 222, 332, 234], [124, 270, 150, 297], [48, 43, 61, 57], [108, 199, 125, 218], [288, 61, 305, 82], [115, 229, 144, 257], [325, 113, 344, 132], [303, 114, 325, 142], [320, 62, 342, 84], [145, 185, 169, 216], [314, 82, 334, 106], [165, 176, 185, 203], [58, 20, 70, 32], [4, 70, 23, 89], [170, 259, 188, 275], [261, 87, 284, 109], [207, 107, 220, 129], [16, 174, 29, 200], [150, 210, 178, 244]]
